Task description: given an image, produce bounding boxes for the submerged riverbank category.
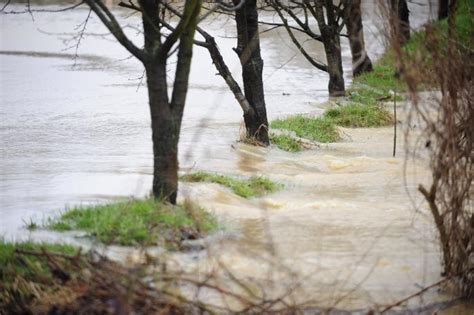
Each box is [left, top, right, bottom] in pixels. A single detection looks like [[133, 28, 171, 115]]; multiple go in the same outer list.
[[3, 1, 474, 313]]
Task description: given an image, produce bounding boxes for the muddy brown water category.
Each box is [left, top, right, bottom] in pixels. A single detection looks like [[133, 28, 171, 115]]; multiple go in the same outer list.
[[1, 2, 473, 313]]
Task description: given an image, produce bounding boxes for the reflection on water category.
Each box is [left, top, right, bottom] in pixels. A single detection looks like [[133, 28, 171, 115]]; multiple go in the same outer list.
[[2, 1, 471, 313]]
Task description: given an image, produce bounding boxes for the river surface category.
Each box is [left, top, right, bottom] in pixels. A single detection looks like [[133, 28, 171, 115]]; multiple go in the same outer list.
[[1, 1, 472, 313]]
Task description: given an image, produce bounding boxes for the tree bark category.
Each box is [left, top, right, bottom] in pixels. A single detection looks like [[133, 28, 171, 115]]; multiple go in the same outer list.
[[438, 0, 449, 20], [324, 35, 345, 96], [314, 1, 345, 96], [234, 0, 270, 145], [145, 61, 179, 204], [344, 0, 373, 77], [391, 0, 410, 45], [142, 0, 201, 204]]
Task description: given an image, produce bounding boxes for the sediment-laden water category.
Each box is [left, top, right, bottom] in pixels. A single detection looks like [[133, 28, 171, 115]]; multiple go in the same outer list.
[[2, 1, 472, 313]]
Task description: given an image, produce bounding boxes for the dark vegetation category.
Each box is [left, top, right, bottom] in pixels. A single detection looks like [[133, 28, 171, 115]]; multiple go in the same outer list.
[[394, 0, 474, 298], [0, 241, 80, 313], [0, 241, 312, 314], [0, 241, 197, 314]]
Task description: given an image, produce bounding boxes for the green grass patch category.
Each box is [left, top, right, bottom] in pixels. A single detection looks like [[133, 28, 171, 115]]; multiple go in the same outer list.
[[0, 240, 79, 310], [353, 53, 400, 95], [270, 103, 392, 146], [349, 51, 404, 106], [271, 115, 340, 143], [324, 103, 393, 128], [269, 133, 303, 152], [45, 199, 217, 247], [181, 171, 281, 198], [0, 241, 77, 281]]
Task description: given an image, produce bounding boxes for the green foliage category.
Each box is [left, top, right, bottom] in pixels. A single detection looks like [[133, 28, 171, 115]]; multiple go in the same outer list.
[[181, 171, 281, 198], [46, 199, 217, 247], [269, 133, 303, 152], [271, 115, 340, 143], [324, 103, 393, 128]]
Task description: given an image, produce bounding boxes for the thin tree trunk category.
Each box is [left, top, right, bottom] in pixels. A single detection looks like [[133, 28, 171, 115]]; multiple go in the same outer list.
[[325, 35, 345, 96], [234, 0, 270, 145], [344, 0, 373, 77], [142, 0, 200, 204], [438, 0, 449, 19], [391, 0, 410, 45], [399, 0, 410, 43], [314, 1, 345, 96], [204, 36, 254, 117], [145, 61, 179, 204]]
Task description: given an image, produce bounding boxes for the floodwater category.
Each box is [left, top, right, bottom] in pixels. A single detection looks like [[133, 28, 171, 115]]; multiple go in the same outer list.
[[1, 1, 472, 313]]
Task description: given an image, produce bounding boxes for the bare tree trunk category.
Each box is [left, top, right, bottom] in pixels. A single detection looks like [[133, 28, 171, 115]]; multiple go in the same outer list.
[[141, 0, 201, 204], [344, 0, 373, 77], [314, 1, 345, 96], [234, 0, 270, 145], [391, 0, 410, 45], [324, 34, 345, 96], [145, 61, 179, 204], [438, 0, 449, 19]]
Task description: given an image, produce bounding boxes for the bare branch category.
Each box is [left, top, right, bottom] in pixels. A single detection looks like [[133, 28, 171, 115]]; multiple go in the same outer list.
[[271, 2, 328, 72], [84, 0, 145, 62], [1, 1, 85, 14], [160, 0, 200, 58], [72, 8, 92, 65]]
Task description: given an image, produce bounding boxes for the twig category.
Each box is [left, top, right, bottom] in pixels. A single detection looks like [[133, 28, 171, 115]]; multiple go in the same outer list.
[[380, 270, 474, 313], [393, 87, 397, 157]]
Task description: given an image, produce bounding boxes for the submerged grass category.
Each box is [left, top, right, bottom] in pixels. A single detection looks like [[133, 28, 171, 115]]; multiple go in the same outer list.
[[45, 198, 217, 247], [181, 171, 281, 198], [269, 133, 303, 152], [271, 115, 340, 143], [270, 103, 393, 150]]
